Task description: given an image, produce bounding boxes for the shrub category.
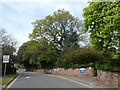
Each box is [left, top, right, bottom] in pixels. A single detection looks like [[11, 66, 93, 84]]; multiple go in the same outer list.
[[56, 47, 104, 68], [73, 48, 104, 64], [2, 64, 16, 76], [56, 50, 76, 68], [96, 58, 120, 72]]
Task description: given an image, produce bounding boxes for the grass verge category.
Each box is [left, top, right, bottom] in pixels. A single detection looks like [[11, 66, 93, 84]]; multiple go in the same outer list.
[[0, 74, 17, 86]]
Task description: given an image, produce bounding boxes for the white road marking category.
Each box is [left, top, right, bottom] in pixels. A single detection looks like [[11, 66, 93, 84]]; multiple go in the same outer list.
[[7, 74, 21, 88], [26, 76, 30, 79], [58, 76, 92, 88], [46, 74, 55, 76], [47, 74, 92, 88]]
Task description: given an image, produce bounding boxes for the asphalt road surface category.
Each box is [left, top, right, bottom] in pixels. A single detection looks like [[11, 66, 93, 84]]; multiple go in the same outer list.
[[9, 72, 91, 88]]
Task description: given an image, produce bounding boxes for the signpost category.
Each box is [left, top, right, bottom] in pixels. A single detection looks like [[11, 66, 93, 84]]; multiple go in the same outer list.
[[80, 68, 86, 73], [3, 55, 10, 77]]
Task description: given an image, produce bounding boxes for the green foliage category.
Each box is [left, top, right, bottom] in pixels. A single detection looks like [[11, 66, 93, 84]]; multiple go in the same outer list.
[[0, 29, 17, 57], [83, 2, 120, 72], [83, 2, 120, 53], [96, 55, 120, 72], [0, 29, 17, 75], [73, 48, 103, 64], [17, 42, 34, 68], [56, 52, 74, 68], [18, 39, 58, 69], [17, 9, 85, 69], [62, 31, 80, 53], [14, 64, 24, 69], [29, 9, 83, 51], [96, 58, 120, 72], [1, 74, 17, 85], [2, 63, 16, 76], [17, 42, 28, 63], [56, 47, 103, 68], [36, 42, 58, 68]]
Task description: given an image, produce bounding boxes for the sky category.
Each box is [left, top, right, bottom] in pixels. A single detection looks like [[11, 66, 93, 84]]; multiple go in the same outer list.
[[1, 0, 89, 47]]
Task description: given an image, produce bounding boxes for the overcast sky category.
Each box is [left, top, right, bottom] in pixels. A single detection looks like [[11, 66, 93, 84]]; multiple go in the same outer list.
[[1, 0, 89, 47]]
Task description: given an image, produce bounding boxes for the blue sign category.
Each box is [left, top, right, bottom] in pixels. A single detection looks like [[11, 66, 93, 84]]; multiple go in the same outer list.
[[80, 68, 86, 73]]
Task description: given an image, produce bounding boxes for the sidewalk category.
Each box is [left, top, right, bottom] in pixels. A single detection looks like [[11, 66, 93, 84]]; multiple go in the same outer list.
[[61, 76, 116, 88]]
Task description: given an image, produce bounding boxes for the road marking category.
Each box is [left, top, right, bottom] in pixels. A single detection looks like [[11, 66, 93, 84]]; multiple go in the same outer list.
[[47, 74, 92, 88], [7, 74, 21, 88], [46, 74, 55, 76], [26, 76, 30, 79], [58, 76, 92, 88]]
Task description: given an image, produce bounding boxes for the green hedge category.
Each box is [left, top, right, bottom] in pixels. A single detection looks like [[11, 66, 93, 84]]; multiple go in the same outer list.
[[56, 47, 120, 73], [56, 47, 104, 69], [96, 58, 120, 72]]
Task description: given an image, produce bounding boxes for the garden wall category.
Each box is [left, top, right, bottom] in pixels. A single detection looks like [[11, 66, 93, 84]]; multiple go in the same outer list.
[[27, 67, 94, 77], [97, 70, 120, 88]]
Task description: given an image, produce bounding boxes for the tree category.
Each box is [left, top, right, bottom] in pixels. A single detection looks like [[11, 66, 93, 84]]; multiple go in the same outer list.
[[0, 28, 17, 75], [29, 9, 84, 51], [0, 29, 17, 56], [36, 42, 57, 68], [17, 42, 27, 63], [28, 39, 58, 68], [62, 31, 80, 52], [83, 2, 120, 55], [83, 2, 120, 72], [0, 29, 11, 45], [17, 39, 57, 69], [17, 42, 33, 68]]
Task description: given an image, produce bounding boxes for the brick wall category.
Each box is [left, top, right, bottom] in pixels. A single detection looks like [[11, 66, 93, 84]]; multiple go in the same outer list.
[[27, 67, 94, 77], [97, 70, 120, 88]]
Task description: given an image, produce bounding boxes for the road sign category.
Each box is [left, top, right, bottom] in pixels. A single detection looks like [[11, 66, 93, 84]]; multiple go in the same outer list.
[[3, 55, 10, 63], [80, 68, 86, 73]]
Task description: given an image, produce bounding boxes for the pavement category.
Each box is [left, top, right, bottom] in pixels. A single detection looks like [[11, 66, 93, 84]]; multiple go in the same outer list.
[[61, 75, 115, 88]]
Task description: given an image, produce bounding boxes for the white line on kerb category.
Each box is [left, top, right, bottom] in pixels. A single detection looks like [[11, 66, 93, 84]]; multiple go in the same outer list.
[[7, 74, 21, 88], [47, 74, 92, 88], [59, 76, 92, 88]]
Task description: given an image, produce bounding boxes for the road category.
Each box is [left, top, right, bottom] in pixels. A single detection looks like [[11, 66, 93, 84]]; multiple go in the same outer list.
[[9, 72, 91, 88]]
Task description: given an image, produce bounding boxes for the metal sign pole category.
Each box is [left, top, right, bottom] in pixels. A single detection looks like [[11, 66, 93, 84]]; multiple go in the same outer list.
[[3, 55, 10, 77], [4, 63, 6, 77]]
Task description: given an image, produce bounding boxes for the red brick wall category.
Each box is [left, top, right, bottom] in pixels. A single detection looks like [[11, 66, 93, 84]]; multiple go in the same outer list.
[[27, 67, 94, 77], [97, 70, 120, 88]]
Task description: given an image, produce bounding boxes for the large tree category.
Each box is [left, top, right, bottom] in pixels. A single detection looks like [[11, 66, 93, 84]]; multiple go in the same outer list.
[[0, 28, 17, 75], [83, 2, 120, 55], [0, 29, 17, 56], [29, 9, 84, 51], [17, 9, 87, 69], [17, 39, 58, 69], [17, 41, 34, 68]]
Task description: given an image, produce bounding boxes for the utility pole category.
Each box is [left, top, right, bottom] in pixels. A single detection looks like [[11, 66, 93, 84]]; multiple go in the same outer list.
[[4, 63, 6, 77], [0, 43, 3, 77]]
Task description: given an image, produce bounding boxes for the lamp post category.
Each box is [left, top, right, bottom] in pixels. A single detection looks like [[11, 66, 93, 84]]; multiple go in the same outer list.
[[1, 43, 6, 77], [0, 43, 3, 77]]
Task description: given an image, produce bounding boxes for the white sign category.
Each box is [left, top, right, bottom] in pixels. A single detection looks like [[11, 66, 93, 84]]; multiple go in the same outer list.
[[3, 55, 10, 63], [80, 68, 86, 73]]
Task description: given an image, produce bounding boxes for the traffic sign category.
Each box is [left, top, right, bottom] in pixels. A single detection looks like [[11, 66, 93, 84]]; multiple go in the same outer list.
[[80, 68, 86, 73], [3, 55, 10, 63]]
